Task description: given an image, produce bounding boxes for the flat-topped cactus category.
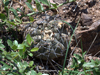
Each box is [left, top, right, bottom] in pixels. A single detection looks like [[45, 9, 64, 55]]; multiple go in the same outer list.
[[23, 19, 70, 60]]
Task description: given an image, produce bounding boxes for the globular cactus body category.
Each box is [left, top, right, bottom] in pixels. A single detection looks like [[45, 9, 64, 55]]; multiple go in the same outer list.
[[24, 19, 70, 60]]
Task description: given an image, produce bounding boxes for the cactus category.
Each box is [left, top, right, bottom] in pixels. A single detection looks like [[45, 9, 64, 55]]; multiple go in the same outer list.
[[23, 19, 70, 60]]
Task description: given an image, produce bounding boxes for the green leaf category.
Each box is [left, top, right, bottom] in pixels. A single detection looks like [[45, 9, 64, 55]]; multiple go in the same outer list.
[[7, 73, 13, 75], [15, 18, 22, 23], [39, 0, 50, 6], [18, 45, 26, 57], [26, 34, 34, 45], [5, 0, 10, 6], [17, 62, 28, 73], [4, 6, 9, 16], [29, 16, 34, 22], [9, 8, 18, 17], [7, 21, 16, 25], [27, 0, 32, 3], [26, 70, 37, 75], [0, 61, 13, 71], [7, 40, 13, 48], [2, 50, 7, 55], [28, 52, 33, 57], [17, 44, 25, 49], [52, 3, 57, 9], [0, 13, 7, 20], [25, 2, 34, 11], [23, 41, 29, 47], [29, 61, 34, 67], [0, 39, 2, 43], [31, 47, 39, 52], [74, 54, 82, 64], [69, 0, 76, 2], [34, 0, 39, 3], [36, 3, 43, 11], [17, 8, 22, 12], [71, 57, 78, 68], [0, 44, 5, 48], [10, 52, 21, 61], [37, 72, 43, 75], [12, 45, 17, 50], [83, 62, 96, 68], [82, 51, 86, 57], [19, 49, 24, 57], [13, 40, 18, 46]]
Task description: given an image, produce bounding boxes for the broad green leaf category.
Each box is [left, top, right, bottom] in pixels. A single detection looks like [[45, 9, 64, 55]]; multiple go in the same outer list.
[[0, 61, 13, 71], [69, 0, 76, 2], [23, 41, 29, 47], [31, 47, 39, 52], [0, 13, 6, 20], [28, 52, 33, 57], [9, 8, 18, 17], [52, 3, 57, 9], [7, 40, 13, 48], [19, 49, 24, 57], [7, 21, 16, 25], [23, 61, 29, 67], [34, 0, 39, 3], [26, 70, 37, 75], [83, 62, 95, 68], [17, 44, 25, 49], [13, 40, 18, 46], [17, 62, 28, 73], [2, 50, 7, 55], [12, 45, 17, 50], [37, 72, 42, 75], [25, 2, 34, 11], [39, 0, 50, 6], [18, 45, 26, 58], [29, 61, 34, 67], [36, 3, 43, 11], [27, 0, 32, 3], [11, 52, 21, 61], [0, 39, 2, 43], [0, 44, 5, 48], [26, 34, 34, 45], [5, 0, 10, 6], [29, 16, 34, 22], [1, 65, 11, 71], [5, 54, 13, 60]]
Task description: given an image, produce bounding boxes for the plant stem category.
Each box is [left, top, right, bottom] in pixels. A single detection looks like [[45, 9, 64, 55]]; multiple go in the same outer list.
[[62, 19, 80, 75]]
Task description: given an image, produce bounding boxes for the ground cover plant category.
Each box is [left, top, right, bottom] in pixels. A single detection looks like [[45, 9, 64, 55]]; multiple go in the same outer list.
[[0, 0, 100, 75]]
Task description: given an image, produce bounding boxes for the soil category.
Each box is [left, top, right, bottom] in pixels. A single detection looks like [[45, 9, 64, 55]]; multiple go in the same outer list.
[[1, 0, 100, 75]]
